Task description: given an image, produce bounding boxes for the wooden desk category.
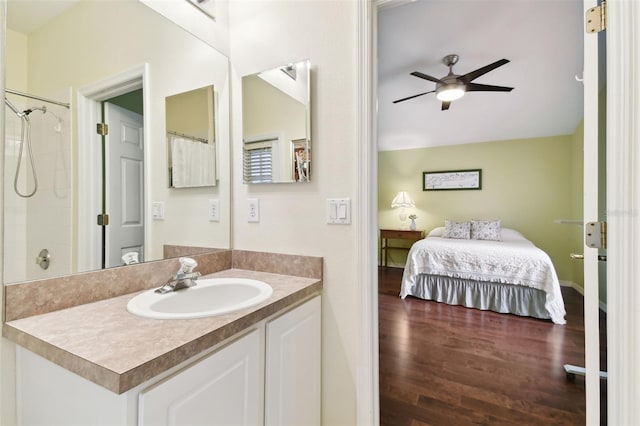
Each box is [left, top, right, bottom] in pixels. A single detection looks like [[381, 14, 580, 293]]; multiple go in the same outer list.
[[379, 229, 424, 267]]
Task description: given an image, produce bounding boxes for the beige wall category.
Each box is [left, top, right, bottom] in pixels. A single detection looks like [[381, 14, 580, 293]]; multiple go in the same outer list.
[[229, 1, 358, 424], [379, 134, 582, 283], [166, 86, 214, 140], [5, 29, 26, 91], [571, 122, 585, 288]]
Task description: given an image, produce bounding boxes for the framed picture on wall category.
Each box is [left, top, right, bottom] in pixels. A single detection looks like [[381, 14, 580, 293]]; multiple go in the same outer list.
[[423, 169, 482, 191]]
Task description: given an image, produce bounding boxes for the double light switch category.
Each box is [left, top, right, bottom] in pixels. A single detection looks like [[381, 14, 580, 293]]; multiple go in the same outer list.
[[327, 198, 350, 224]]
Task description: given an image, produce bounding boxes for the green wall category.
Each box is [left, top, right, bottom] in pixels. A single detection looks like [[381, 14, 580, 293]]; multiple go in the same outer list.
[[379, 134, 583, 284], [571, 123, 585, 288]]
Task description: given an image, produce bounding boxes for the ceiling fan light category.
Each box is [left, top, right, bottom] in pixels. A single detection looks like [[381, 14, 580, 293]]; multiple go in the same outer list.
[[436, 86, 465, 102]]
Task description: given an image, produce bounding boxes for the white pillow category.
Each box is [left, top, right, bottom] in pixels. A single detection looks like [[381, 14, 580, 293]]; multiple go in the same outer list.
[[500, 228, 528, 242], [471, 219, 502, 241], [443, 220, 471, 239], [427, 227, 445, 237]]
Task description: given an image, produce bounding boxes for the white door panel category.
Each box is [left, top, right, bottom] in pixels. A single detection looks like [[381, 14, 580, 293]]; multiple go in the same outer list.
[[105, 103, 144, 268], [582, 0, 603, 423], [120, 156, 143, 226]]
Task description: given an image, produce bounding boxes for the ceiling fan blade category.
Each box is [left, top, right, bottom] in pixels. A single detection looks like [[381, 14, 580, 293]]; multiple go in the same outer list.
[[462, 59, 510, 82], [441, 101, 451, 111], [392, 90, 435, 104], [466, 83, 514, 92], [410, 71, 443, 84]]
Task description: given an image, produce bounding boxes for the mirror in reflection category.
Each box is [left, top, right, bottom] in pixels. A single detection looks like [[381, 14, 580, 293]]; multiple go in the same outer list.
[[242, 59, 311, 184], [167, 85, 217, 188], [3, 0, 231, 284]]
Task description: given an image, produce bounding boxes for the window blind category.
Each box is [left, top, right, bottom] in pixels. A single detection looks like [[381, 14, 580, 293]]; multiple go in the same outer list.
[[243, 142, 273, 183]]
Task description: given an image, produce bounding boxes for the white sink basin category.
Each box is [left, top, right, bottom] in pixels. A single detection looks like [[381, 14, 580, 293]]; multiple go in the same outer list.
[[127, 278, 273, 320]]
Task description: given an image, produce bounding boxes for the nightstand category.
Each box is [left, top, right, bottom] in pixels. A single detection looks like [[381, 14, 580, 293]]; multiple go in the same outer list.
[[379, 229, 424, 267]]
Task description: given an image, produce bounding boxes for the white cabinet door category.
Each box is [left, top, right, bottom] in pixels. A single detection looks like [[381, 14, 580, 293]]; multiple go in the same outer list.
[[265, 296, 321, 426], [139, 329, 261, 426]]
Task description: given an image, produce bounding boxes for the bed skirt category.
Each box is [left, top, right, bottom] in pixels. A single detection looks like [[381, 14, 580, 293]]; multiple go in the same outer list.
[[405, 274, 551, 321]]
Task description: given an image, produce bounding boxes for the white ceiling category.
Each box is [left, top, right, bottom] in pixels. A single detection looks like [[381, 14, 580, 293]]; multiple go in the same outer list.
[[377, 0, 585, 151]]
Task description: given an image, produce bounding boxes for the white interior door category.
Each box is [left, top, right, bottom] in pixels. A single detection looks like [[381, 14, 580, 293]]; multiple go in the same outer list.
[[582, 0, 604, 423], [104, 102, 144, 268]]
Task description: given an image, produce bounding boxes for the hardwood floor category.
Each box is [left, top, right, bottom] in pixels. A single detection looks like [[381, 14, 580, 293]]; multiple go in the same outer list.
[[378, 266, 607, 425]]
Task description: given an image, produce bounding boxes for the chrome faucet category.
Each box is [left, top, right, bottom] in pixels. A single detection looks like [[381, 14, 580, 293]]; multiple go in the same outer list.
[[155, 257, 201, 294]]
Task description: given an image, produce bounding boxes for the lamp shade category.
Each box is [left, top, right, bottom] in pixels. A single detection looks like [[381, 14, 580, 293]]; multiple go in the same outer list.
[[391, 191, 415, 208]]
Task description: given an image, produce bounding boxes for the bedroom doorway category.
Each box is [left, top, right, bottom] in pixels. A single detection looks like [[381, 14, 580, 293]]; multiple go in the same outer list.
[[374, 0, 604, 423]]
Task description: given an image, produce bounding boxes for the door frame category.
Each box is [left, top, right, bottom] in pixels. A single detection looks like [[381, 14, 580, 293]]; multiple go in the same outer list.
[[582, 0, 602, 422], [604, 2, 640, 423], [77, 64, 149, 272], [356, 1, 378, 424], [356, 1, 640, 424]]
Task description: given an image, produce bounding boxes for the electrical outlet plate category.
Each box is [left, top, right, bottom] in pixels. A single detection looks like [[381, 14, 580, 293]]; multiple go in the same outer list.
[[208, 199, 220, 222], [248, 198, 260, 223]]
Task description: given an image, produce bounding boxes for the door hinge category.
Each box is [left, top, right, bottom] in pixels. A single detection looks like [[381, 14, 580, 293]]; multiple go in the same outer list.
[[96, 123, 109, 136], [586, 1, 606, 33], [585, 221, 607, 249], [97, 214, 110, 226]]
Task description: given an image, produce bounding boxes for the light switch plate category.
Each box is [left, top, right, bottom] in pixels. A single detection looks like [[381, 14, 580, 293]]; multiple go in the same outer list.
[[152, 201, 165, 220], [327, 198, 350, 224]]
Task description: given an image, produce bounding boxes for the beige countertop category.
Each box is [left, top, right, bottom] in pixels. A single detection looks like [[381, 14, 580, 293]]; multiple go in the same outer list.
[[3, 268, 322, 394]]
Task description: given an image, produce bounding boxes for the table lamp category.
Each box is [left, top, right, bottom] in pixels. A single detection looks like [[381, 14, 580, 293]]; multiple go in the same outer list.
[[391, 191, 415, 227]]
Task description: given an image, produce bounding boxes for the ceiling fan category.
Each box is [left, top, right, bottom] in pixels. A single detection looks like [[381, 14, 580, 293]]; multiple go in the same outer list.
[[393, 54, 514, 110]]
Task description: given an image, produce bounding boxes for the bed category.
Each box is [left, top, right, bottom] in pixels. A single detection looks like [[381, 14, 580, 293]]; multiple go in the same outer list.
[[400, 222, 566, 324]]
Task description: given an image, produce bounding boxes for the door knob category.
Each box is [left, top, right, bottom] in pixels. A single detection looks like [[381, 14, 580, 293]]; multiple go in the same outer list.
[[570, 253, 607, 261]]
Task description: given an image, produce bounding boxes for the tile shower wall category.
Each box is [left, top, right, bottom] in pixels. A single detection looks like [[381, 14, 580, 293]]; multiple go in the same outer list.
[[4, 93, 72, 283], [4, 97, 28, 282]]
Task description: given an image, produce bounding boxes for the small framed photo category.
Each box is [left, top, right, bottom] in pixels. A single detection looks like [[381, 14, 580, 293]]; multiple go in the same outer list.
[[423, 169, 482, 191], [186, 0, 216, 20]]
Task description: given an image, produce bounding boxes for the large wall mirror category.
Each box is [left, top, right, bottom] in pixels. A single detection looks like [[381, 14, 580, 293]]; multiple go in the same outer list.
[[3, 0, 231, 284], [242, 59, 311, 184]]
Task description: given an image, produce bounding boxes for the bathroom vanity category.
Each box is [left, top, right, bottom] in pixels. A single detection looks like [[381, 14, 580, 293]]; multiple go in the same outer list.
[[3, 251, 322, 426]]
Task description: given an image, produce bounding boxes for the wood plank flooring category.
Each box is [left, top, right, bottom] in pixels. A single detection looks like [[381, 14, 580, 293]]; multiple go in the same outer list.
[[378, 266, 607, 425]]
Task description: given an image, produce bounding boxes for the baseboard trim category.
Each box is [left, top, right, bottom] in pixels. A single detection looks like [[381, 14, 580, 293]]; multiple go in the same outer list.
[[560, 280, 607, 313]]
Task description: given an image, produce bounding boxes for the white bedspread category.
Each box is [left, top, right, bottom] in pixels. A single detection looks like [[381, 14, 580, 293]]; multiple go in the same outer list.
[[400, 233, 566, 324]]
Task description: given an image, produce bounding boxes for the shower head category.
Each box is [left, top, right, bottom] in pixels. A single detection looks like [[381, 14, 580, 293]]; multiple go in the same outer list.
[[22, 105, 47, 116], [4, 98, 47, 120]]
